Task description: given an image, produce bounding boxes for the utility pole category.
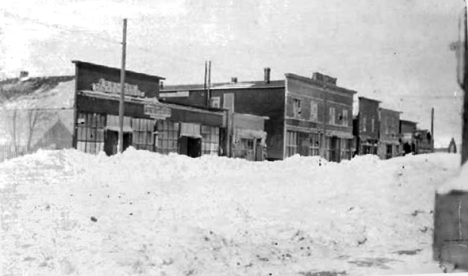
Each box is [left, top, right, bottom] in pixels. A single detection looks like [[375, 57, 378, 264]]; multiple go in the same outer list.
[[207, 60, 212, 107], [321, 85, 327, 159], [118, 18, 127, 153], [431, 107, 434, 153]]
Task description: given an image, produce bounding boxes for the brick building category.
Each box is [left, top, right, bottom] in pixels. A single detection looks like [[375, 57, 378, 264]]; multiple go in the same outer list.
[[161, 69, 356, 162]]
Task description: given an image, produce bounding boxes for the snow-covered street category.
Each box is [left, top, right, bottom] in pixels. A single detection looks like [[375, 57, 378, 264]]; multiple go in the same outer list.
[[0, 150, 462, 275]]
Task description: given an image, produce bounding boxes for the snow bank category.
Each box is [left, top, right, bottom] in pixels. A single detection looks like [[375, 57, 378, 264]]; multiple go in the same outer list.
[[0, 149, 461, 275]]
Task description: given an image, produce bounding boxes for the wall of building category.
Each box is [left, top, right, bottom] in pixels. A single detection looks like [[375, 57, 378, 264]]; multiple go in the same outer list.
[[211, 87, 285, 160], [75, 61, 161, 98], [358, 98, 380, 140], [284, 76, 354, 161]]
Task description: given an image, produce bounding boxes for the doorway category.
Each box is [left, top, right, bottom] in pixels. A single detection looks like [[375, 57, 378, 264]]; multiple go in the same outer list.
[[104, 130, 132, 156], [330, 137, 341, 162], [179, 136, 202, 158]]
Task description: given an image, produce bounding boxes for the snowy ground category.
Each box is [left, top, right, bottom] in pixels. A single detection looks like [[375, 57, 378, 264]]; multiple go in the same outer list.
[[0, 149, 463, 275]]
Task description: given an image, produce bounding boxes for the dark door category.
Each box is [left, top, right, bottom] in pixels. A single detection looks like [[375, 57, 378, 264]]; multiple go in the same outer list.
[[104, 130, 132, 156], [188, 137, 201, 158], [330, 137, 341, 162], [179, 136, 201, 158]]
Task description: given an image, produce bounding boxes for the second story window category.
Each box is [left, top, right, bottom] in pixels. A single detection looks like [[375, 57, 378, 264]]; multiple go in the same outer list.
[[293, 99, 302, 118], [342, 109, 349, 127], [310, 101, 318, 122], [371, 118, 375, 132], [329, 107, 336, 125], [362, 116, 367, 132]]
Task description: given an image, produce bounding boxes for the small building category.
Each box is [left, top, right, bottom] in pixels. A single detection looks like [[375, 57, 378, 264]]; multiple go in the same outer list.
[[231, 113, 268, 161], [377, 108, 401, 159], [400, 119, 418, 155], [161, 69, 356, 162], [354, 97, 381, 156], [414, 129, 433, 154], [0, 61, 229, 159]]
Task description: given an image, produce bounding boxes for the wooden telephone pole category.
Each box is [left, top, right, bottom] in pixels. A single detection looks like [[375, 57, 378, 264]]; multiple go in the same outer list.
[[118, 19, 127, 153]]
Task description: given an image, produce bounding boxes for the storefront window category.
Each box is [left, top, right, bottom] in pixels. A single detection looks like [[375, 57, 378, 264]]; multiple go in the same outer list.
[[309, 133, 321, 156], [76, 112, 106, 154], [156, 120, 179, 154], [132, 118, 155, 151], [286, 131, 298, 157], [201, 125, 220, 155], [341, 138, 353, 160]]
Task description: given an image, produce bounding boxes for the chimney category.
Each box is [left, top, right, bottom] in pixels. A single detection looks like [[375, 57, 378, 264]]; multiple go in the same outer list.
[[264, 67, 271, 84], [20, 71, 29, 79], [231, 77, 238, 83]]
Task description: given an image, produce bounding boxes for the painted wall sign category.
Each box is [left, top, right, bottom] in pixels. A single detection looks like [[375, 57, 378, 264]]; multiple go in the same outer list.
[[144, 104, 171, 120], [92, 78, 145, 97]]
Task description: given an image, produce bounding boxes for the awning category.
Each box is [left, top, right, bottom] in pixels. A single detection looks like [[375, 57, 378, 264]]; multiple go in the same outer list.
[[235, 128, 267, 140], [380, 140, 401, 145], [326, 130, 354, 139], [180, 123, 201, 138], [106, 115, 133, 132]]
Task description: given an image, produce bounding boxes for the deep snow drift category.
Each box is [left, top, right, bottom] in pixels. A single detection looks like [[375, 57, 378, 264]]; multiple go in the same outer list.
[[0, 149, 462, 275]]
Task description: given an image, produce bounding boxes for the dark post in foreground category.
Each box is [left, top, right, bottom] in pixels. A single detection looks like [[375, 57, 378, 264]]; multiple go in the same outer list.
[[118, 19, 127, 153]]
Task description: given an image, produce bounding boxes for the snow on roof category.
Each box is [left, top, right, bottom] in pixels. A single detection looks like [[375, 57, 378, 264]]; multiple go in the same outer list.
[[0, 76, 75, 110]]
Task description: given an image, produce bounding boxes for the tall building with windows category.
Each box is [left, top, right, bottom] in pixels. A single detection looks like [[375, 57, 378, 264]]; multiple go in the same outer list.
[[378, 108, 401, 159], [161, 70, 356, 162], [354, 97, 381, 156]]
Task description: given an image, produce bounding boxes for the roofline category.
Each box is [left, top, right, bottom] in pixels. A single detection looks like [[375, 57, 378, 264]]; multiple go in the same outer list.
[[285, 73, 358, 95], [358, 96, 381, 103], [400, 119, 418, 124], [162, 82, 285, 92], [72, 60, 166, 81], [379, 107, 402, 114]]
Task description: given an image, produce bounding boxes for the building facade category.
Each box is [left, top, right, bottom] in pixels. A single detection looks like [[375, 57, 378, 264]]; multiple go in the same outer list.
[[400, 119, 418, 155], [73, 61, 226, 157], [377, 108, 401, 159], [161, 69, 356, 162], [354, 97, 381, 155], [414, 129, 433, 154], [0, 61, 231, 160]]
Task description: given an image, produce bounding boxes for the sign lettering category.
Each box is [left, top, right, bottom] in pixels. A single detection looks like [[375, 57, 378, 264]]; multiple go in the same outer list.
[[144, 104, 171, 120], [92, 78, 145, 97]]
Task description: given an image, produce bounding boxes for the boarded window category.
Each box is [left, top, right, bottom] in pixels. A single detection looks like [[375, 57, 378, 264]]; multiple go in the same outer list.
[[76, 112, 106, 154], [156, 120, 179, 154], [310, 101, 318, 122], [286, 131, 298, 157], [293, 99, 302, 118], [329, 107, 336, 125], [201, 125, 220, 155]]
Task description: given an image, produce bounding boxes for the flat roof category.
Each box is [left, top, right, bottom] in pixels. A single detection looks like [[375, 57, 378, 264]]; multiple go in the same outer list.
[[285, 73, 357, 95], [358, 96, 381, 103], [72, 60, 165, 81]]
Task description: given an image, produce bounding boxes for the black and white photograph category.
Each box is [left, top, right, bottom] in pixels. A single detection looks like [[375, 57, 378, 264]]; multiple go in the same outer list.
[[1, 0, 468, 275]]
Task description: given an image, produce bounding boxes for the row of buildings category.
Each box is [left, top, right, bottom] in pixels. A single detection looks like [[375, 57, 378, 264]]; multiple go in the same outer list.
[[0, 61, 433, 162]]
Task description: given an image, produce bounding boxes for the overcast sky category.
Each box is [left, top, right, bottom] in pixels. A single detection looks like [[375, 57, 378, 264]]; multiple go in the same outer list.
[[0, 0, 465, 147]]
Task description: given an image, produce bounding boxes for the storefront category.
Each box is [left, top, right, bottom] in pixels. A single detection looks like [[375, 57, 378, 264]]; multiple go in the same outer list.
[[231, 113, 268, 161], [324, 131, 354, 162], [72, 61, 225, 157]]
